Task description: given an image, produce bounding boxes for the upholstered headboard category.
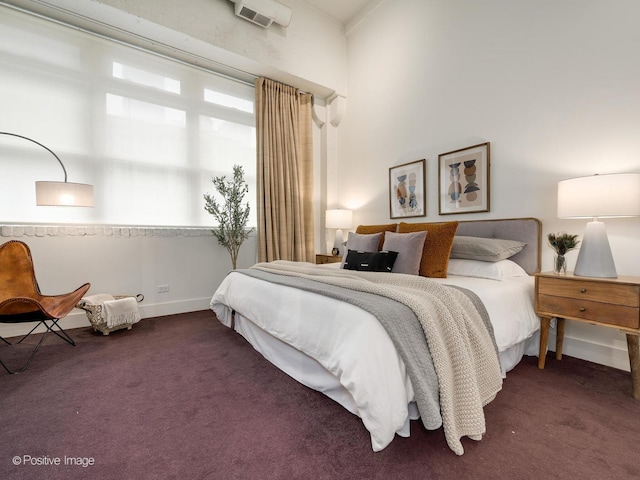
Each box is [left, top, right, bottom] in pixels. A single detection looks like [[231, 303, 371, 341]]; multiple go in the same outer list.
[[455, 218, 542, 275]]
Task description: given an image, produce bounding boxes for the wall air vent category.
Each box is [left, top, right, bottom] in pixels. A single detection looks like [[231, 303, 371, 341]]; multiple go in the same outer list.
[[231, 0, 292, 28], [238, 5, 273, 27]]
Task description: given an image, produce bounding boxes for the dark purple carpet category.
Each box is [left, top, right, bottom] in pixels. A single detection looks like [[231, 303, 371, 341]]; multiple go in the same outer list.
[[1, 310, 639, 479]]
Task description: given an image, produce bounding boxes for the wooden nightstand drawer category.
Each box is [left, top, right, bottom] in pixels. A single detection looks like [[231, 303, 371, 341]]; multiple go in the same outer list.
[[537, 276, 640, 307], [537, 294, 640, 329]]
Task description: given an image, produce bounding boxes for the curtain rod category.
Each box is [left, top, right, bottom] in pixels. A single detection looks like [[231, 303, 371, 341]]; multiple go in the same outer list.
[[1, 1, 257, 88], [1, 1, 313, 95]]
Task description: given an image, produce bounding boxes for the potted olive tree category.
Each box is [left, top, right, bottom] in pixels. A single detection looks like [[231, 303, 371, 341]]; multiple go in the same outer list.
[[203, 165, 254, 269]]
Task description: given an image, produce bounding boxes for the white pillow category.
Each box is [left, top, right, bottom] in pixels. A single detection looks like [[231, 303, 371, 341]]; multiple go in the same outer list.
[[446, 258, 528, 281]]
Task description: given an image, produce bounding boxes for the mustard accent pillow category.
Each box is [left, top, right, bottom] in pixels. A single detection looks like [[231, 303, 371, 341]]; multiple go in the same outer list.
[[397, 221, 459, 278], [355, 223, 398, 251]]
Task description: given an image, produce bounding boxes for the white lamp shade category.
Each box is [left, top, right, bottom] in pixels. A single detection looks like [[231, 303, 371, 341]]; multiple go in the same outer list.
[[36, 181, 94, 207], [325, 209, 353, 229], [558, 173, 640, 218]]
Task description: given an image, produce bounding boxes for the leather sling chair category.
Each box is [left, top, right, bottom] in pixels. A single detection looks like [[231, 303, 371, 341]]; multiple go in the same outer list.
[[0, 240, 90, 374]]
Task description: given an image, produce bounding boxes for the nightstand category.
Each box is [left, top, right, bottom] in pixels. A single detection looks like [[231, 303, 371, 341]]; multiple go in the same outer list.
[[315, 254, 342, 265], [535, 272, 640, 399]]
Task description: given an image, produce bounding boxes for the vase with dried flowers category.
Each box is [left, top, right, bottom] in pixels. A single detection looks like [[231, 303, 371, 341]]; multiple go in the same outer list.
[[548, 232, 580, 275]]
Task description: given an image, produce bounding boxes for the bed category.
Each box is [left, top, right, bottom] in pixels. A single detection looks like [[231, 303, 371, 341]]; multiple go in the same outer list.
[[210, 218, 542, 455]]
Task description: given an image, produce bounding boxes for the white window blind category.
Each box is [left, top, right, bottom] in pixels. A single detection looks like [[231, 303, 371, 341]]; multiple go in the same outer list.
[[0, 7, 256, 227]]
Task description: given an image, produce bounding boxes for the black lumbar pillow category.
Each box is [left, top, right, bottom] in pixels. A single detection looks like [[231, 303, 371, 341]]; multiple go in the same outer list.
[[343, 250, 398, 272]]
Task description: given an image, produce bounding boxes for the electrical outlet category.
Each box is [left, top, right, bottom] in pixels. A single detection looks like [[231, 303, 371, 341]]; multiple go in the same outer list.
[[157, 285, 169, 293]]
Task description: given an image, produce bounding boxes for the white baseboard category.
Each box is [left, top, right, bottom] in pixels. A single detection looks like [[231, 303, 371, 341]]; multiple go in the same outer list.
[[549, 332, 631, 372], [0, 297, 213, 339]]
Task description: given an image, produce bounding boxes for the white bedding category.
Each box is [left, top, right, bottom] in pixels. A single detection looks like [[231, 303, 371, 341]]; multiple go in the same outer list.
[[210, 264, 539, 452]]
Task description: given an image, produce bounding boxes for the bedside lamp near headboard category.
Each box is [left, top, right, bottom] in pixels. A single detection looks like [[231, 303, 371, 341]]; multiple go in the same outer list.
[[557, 173, 640, 278], [326, 209, 353, 256]]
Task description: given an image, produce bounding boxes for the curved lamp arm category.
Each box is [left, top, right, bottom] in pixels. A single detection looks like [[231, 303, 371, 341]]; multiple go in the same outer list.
[[0, 131, 68, 182], [0, 131, 93, 206]]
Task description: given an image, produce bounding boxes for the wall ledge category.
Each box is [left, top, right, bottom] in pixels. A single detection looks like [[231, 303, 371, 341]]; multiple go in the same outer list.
[[1, 225, 214, 238]]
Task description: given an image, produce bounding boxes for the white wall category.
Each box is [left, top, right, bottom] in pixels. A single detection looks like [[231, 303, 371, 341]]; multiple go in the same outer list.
[[0, 229, 258, 336], [340, 0, 640, 370]]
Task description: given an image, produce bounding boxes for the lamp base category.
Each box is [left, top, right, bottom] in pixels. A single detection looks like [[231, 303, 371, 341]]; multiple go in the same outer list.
[[573, 220, 617, 278], [333, 228, 344, 256]]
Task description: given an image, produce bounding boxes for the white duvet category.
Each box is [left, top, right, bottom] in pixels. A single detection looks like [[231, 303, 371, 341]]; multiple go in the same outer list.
[[210, 265, 539, 452]]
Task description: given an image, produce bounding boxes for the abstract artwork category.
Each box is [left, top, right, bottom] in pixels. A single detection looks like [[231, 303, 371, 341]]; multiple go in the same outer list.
[[389, 159, 426, 219], [438, 143, 490, 215]]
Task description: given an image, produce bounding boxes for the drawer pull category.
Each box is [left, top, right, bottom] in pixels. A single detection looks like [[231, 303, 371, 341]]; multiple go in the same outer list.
[[579, 288, 587, 293], [579, 307, 586, 312]]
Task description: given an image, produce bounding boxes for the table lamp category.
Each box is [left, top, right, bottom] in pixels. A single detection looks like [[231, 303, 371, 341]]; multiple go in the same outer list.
[[557, 173, 640, 278], [325, 209, 352, 256]]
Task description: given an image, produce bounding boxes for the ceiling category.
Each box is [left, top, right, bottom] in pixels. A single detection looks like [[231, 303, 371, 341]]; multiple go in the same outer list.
[[299, 0, 376, 25]]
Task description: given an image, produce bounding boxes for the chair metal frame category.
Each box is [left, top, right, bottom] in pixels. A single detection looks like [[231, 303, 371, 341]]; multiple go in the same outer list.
[[0, 318, 76, 374]]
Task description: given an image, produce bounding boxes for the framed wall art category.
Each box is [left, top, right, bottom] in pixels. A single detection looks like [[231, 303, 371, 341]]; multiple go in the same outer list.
[[438, 142, 490, 215], [389, 159, 426, 219]]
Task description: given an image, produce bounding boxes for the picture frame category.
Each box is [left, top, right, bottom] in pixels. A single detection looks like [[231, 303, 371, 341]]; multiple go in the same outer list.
[[438, 142, 490, 215], [389, 159, 426, 219]]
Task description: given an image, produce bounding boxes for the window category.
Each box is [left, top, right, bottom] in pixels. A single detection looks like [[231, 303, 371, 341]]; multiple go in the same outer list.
[[0, 7, 256, 227]]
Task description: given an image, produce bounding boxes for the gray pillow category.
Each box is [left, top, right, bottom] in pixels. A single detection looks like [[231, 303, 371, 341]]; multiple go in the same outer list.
[[340, 232, 383, 268], [382, 231, 428, 275], [450, 236, 526, 262]]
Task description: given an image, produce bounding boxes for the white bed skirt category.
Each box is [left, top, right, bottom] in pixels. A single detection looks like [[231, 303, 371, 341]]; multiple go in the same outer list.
[[213, 303, 539, 439]]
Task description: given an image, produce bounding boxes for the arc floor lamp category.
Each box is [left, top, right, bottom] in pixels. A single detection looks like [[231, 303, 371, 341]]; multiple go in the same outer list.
[[0, 132, 94, 207]]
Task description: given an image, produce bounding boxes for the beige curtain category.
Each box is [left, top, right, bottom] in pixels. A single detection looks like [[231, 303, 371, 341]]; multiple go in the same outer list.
[[255, 77, 314, 263]]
